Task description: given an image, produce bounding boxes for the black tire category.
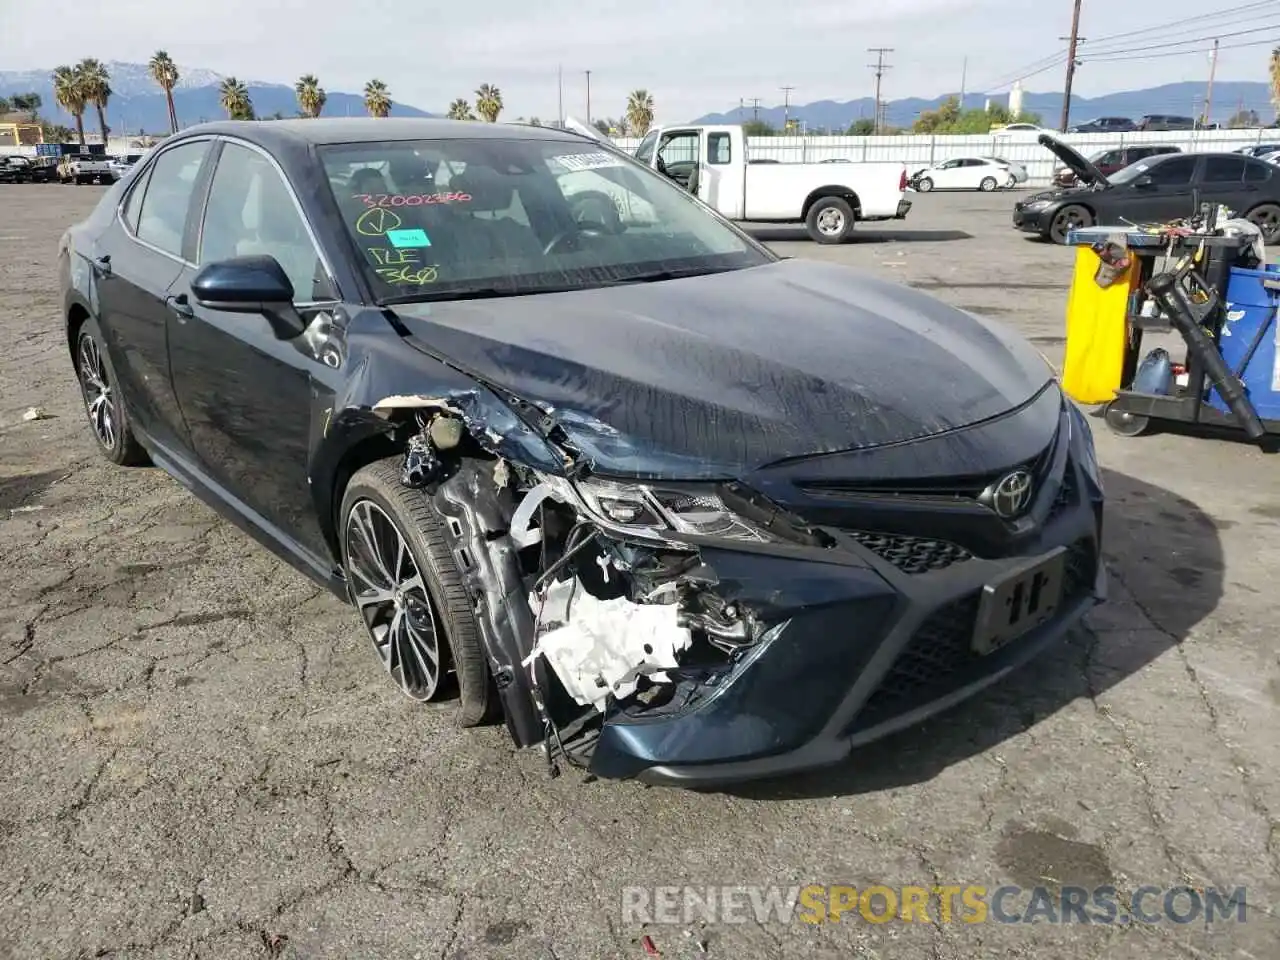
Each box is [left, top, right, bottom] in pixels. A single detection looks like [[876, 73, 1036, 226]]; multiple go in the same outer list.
[[1049, 204, 1093, 244], [979, 176, 998, 192], [340, 459, 494, 727], [805, 196, 856, 244], [74, 314, 149, 466], [1245, 203, 1280, 244], [916, 177, 934, 193]]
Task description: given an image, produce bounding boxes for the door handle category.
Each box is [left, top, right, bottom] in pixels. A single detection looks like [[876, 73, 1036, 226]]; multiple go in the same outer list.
[[91, 254, 111, 277], [166, 294, 194, 320]]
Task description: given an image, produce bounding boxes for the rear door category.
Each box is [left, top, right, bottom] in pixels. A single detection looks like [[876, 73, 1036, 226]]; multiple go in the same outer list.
[[167, 138, 342, 560], [92, 137, 214, 454], [1200, 155, 1263, 213]]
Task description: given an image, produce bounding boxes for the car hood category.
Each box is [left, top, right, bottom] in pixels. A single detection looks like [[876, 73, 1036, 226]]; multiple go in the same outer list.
[[1038, 133, 1109, 187], [391, 260, 1054, 478]]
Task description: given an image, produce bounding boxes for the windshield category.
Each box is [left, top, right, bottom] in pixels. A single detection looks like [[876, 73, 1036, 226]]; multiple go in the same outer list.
[[1108, 159, 1158, 185], [319, 137, 772, 303]]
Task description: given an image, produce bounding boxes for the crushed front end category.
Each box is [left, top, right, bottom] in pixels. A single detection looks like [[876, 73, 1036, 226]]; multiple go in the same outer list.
[[383, 381, 1105, 786]]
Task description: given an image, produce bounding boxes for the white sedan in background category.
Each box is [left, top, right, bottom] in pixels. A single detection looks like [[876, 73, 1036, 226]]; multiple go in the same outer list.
[[909, 156, 1018, 192]]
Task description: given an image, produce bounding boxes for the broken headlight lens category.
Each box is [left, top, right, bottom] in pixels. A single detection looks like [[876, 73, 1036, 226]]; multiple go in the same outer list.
[[569, 478, 778, 544]]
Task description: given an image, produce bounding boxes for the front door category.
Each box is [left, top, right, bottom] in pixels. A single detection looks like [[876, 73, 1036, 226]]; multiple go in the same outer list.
[[167, 139, 341, 562], [94, 138, 214, 454], [1122, 155, 1200, 223], [700, 128, 745, 218], [655, 129, 700, 190]]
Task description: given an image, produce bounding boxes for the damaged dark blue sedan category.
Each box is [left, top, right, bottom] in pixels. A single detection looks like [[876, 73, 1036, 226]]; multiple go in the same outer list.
[[59, 118, 1106, 785]]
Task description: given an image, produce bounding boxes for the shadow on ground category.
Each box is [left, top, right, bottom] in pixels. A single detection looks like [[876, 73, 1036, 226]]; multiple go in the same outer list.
[[719, 465, 1222, 801], [746, 226, 974, 244], [0, 469, 72, 510]]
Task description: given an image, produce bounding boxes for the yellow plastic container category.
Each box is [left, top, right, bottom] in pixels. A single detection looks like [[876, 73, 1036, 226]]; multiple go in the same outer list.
[[1060, 245, 1137, 405]]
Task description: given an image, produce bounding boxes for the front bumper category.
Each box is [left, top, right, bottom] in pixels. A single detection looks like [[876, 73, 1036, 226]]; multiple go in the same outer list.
[[589, 395, 1105, 786], [1012, 203, 1052, 235]]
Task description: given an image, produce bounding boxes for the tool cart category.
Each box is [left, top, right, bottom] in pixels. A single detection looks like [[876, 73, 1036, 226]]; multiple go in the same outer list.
[[1060, 220, 1280, 445]]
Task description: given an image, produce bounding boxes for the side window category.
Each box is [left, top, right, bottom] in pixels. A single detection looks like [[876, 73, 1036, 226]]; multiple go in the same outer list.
[[1245, 161, 1272, 184], [634, 130, 659, 165], [1147, 156, 1196, 186], [1098, 151, 1121, 165], [657, 132, 698, 167], [707, 132, 732, 165], [121, 163, 154, 233], [200, 142, 334, 302], [134, 141, 211, 256], [1204, 156, 1247, 183]]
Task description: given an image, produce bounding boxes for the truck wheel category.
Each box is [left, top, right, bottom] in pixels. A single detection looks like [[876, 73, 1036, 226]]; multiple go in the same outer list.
[[805, 197, 855, 244]]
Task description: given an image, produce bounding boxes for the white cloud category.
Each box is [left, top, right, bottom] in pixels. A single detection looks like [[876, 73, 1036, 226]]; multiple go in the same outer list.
[[1, 0, 1269, 121]]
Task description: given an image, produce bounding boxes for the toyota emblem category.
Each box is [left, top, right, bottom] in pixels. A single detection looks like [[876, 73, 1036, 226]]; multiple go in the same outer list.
[[987, 469, 1034, 519]]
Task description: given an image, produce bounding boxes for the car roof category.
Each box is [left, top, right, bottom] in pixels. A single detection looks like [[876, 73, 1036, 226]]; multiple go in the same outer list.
[[166, 117, 587, 148]]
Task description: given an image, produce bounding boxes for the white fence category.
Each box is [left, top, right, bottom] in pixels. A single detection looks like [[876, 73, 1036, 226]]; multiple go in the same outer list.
[[613, 128, 1280, 187]]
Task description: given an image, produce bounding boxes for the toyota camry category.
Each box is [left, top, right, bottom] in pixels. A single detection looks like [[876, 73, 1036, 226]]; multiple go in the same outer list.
[[59, 118, 1106, 785]]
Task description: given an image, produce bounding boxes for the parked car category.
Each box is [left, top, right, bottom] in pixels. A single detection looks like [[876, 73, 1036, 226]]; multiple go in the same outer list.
[[910, 157, 1016, 192], [1052, 145, 1182, 188], [1234, 144, 1280, 158], [0, 155, 59, 183], [106, 153, 145, 182], [58, 153, 113, 184], [994, 123, 1042, 133], [59, 118, 1105, 785], [632, 123, 910, 243], [1066, 117, 1135, 134], [983, 156, 1028, 185], [1014, 135, 1280, 244], [1136, 114, 1196, 131]]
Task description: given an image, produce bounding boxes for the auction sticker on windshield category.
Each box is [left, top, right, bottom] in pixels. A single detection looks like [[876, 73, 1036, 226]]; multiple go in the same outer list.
[[386, 228, 432, 248], [547, 152, 626, 172]]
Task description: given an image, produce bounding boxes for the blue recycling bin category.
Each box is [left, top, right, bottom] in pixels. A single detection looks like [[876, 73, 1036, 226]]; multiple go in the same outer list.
[[1209, 265, 1280, 421]]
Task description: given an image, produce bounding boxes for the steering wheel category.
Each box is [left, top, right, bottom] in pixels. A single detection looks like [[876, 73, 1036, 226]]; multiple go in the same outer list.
[[543, 221, 609, 255]]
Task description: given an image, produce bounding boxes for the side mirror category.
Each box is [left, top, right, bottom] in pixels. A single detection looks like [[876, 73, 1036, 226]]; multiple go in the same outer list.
[[1133, 175, 1155, 189], [190, 255, 305, 339]]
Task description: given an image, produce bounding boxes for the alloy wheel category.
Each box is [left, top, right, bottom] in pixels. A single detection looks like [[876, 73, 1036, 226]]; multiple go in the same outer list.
[[78, 333, 116, 450], [816, 207, 846, 236], [1247, 205, 1280, 244], [345, 499, 444, 700]]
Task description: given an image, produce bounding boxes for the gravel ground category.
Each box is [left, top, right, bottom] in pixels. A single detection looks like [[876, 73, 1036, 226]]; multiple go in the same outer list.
[[1, 183, 1277, 960]]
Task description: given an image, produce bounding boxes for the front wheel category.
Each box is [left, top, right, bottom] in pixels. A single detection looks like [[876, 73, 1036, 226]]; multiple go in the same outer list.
[[805, 196, 856, 244], [1245, 203, 1280, 244], [916, 177, 934, 193], [340, 459, 494, 725], [1049, 204, 1093, 244], [979, 177, 998, 192]]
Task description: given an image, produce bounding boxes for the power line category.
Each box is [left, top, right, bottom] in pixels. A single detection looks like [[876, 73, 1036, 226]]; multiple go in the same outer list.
[[1083, 34, 1280, 63], [1081, 0, 1276, 46], [867, 47, 893, 134], [1083, 20, 1280, 57]]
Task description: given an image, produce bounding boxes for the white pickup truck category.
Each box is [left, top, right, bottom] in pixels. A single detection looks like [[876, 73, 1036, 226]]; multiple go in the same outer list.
[[58, 154, 113, 185], [629, 124, 911, 243]]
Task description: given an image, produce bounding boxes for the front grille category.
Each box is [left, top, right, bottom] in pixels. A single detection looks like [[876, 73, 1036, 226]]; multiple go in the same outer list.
[[847, 530, 973, 575], [848, 539, 1097, 733]]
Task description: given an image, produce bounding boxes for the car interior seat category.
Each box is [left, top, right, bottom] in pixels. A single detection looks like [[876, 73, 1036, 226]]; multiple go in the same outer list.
[[447, 167, 544, 265]]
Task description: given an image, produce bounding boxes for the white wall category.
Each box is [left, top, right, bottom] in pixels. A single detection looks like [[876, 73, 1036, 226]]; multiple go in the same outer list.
[[613, 128, 1280, 187]]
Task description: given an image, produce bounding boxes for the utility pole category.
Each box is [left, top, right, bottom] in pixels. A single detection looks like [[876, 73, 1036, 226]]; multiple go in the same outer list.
[[584, 70, 591, 125], [1203, 38, 1220, 127], [1059, 0, 1084, 132], [557, 64, 563, 127], [959, 56, 968, 109], [749, 97, 761, 122], [780, 85, 795, 132], [867, 47, 893, 134]]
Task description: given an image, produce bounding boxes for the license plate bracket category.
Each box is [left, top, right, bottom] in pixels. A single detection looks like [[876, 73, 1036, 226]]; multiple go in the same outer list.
[[972, 548, 1067, 656]]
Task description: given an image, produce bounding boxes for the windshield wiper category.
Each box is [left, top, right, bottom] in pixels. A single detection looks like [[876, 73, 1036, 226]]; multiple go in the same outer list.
[[597, 265, 738, 286], [379, 286, 557, 306]]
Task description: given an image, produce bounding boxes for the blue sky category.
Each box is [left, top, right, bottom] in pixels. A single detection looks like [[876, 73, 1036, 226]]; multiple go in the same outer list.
[[2, 0, 1275, 121]]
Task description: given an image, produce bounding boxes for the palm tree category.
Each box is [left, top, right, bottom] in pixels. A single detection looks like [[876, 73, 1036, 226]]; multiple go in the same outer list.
[[474, 83, 503, 123], [295, 74, 326, 118], [364, 79, 392, 118], [76, 59, 111, 141], [52, 65, 87, 144], [626, 90, 655, 137], [149, 51, 180, 134], [1270, 46, 1280, 122], [447, 99, 476, 121], [219, 77, 254, 120]]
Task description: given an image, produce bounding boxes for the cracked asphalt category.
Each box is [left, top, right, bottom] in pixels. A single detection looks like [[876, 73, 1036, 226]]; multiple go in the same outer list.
[[1, 183, 1277, 960]]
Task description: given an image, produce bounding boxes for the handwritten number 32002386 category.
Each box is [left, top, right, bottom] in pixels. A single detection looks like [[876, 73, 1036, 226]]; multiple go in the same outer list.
[[354, 192, 472, 207]]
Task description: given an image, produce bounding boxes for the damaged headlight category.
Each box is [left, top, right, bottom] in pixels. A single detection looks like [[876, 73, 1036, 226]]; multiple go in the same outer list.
[[569, 478, 778, 545]]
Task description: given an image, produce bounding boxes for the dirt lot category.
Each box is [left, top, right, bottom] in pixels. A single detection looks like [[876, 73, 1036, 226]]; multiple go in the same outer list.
[[1, 183, 1277, 960]]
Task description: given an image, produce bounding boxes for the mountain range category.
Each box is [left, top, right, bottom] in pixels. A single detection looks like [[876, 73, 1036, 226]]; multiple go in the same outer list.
[[693, 82, 1278, 131], [0, 61, 430, 135], [2, 62, 1275, 136]]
